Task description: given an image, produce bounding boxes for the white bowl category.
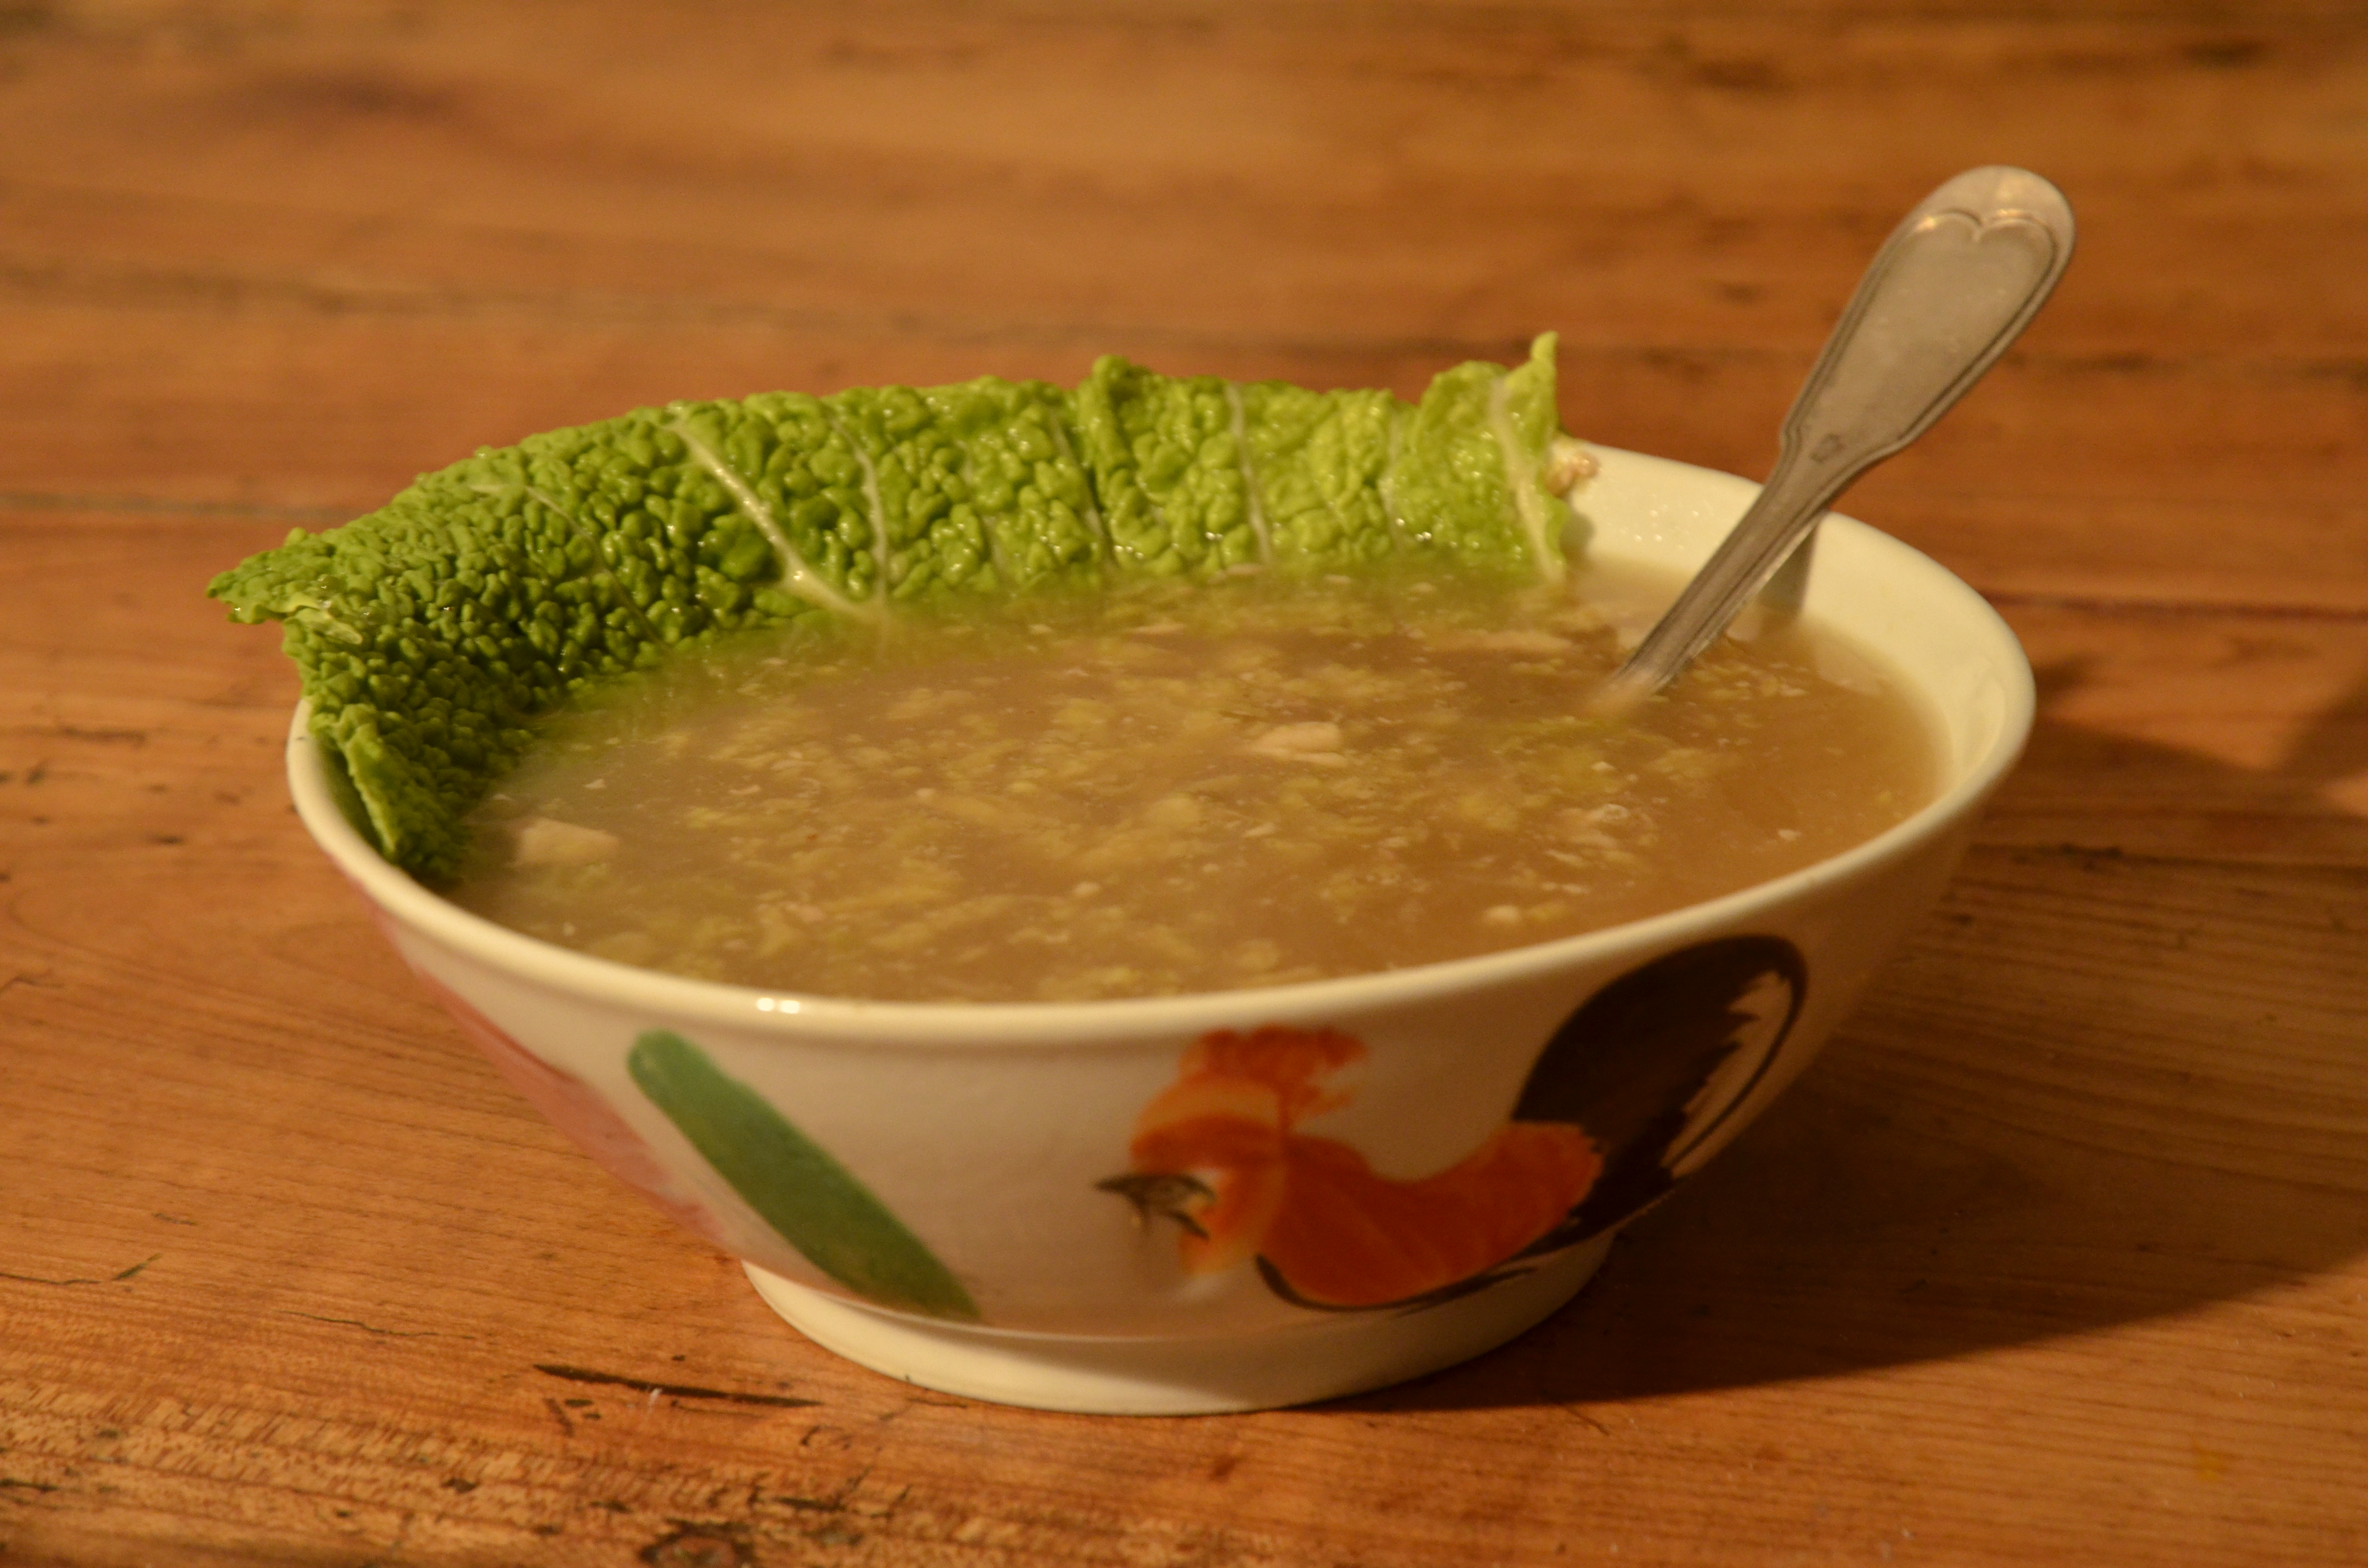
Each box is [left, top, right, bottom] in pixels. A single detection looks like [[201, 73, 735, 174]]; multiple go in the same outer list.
[[290, 445, 2033, 1414]]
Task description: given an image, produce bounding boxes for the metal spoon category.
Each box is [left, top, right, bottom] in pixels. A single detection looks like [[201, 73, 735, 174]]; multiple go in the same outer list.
[[1593, 165, 2075, 711]]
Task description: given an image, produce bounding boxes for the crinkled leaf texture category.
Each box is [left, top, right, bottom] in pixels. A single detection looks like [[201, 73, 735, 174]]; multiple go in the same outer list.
[[210, 336, 1575, 882]]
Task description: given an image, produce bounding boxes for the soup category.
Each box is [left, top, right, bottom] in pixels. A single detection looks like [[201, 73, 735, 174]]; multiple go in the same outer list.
[[448, 565, 1935, 1002]]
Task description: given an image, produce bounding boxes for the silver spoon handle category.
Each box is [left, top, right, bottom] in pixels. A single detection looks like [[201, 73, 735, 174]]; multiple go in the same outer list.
[[1602, 166, 2076, 704]]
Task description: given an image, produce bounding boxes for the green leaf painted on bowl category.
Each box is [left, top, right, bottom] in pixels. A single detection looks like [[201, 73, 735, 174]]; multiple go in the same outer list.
[[627, 1029, 980, 1322]]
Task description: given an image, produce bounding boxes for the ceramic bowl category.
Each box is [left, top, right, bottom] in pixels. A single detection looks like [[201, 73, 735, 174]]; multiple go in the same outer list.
[[288, 445, 2033, 1415]]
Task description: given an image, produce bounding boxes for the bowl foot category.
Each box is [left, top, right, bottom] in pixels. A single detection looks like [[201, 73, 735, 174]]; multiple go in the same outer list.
[[743, 1236, 1612, 1415]]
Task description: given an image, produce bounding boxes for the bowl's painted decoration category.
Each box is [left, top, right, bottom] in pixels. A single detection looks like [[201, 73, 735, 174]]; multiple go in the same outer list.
[[1513, 934, 1806, 1253], [419, 956, 976, 1323], [627, 1030, 979, 1321], [1101, 1027, 1601, 1309], [1102, 936, 1805, 1313]]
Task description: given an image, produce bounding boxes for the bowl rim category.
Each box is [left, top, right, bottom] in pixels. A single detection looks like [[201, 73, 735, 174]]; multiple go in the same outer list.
[[290, 444, 2035, 1048]]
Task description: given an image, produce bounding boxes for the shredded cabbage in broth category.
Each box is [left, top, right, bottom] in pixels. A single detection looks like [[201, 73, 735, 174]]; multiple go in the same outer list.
[[450, 564, 1935, 1002]]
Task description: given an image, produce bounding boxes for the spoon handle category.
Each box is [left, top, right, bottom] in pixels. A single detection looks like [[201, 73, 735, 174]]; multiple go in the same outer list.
[[1600, 166, 2076, 705]]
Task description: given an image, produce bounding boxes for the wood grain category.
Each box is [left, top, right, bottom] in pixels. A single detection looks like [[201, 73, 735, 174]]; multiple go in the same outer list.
[[3, 3, 2365, 1564]]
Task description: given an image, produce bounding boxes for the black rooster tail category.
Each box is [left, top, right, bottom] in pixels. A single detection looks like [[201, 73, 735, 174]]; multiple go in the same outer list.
[[1514, 935, 1808, 1251]]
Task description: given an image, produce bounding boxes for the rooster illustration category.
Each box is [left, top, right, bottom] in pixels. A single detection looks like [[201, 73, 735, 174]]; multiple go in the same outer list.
[[1099, 936, 1806, 1311]]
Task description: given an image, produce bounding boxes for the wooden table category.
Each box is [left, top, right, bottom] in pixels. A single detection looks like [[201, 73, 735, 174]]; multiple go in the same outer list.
[[6, 4, 2363, 1563]]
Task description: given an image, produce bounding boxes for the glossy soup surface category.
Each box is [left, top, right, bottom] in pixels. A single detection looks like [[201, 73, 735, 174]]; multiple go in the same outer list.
[[450, 565, 1936, 1002]]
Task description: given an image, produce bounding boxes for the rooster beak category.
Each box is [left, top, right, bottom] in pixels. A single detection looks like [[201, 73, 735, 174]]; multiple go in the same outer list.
[[1096, 1171, 1216, 1239]]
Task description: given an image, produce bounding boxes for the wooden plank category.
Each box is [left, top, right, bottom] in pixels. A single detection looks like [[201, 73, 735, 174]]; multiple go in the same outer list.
[[7, 2, 2368, 1563], [5, 305, 2368, 612], [0, 4, 2360, 352], [6, 6, 2367, 368], [2, 5, 2363, 610], [10, 513, 2368, 868], [3, 511, 2365, 1563], [4, 832, 2362, 1564], [1986, 600, 2368, 863]]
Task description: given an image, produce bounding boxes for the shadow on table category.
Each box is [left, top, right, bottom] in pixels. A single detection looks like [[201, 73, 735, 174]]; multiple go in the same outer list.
[[1341, 657, 2368, 1412]]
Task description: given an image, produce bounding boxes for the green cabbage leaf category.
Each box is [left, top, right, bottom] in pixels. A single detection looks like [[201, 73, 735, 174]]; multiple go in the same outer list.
[[211, 335, 1580, 880]]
